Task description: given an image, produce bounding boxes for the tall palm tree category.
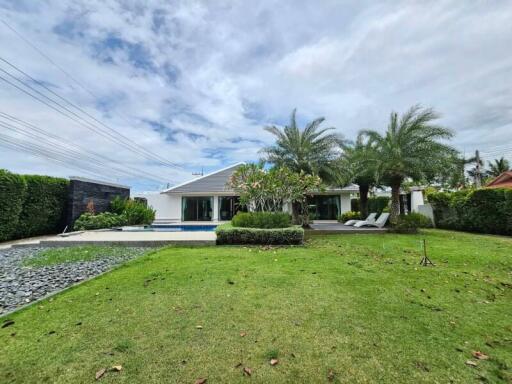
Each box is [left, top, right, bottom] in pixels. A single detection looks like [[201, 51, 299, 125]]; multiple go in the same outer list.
[[338, 133, 378, 218], [363, 105, 455, 223], [261, 109, 346, 183], [486, 157, 510, 178]]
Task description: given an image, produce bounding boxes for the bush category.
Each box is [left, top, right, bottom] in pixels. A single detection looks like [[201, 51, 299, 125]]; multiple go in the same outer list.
[[73, 212, 128, 230], [428, 188, 512, 235], [16, 175, 68, 238], [231, 212, 291, 229], [337, 211, 360, 223], [0, 169, 26, 241], [351, 196, 390, 214], [215, 223, 303, 245], [390, 213, 432, 234], [110, 197, 155, 225]]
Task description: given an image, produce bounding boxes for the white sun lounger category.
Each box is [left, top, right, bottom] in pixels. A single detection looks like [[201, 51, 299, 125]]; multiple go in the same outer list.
[[354, 212, 389, 228], [344, 212, 377, 226]]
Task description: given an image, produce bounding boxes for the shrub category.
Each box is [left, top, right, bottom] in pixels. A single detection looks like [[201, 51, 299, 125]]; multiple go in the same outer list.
[[73, 212, 128, 231], [337, 211, 360, 223], [110, 197, 155, 225], [0, 169, 26, 241], [428, 188, 512, 235], [110, 196, 127, 214], [215, 223, 303, 245], [390, 213, 432, 234], [231, 212, 291, 229], [16, 175, 68, 238]]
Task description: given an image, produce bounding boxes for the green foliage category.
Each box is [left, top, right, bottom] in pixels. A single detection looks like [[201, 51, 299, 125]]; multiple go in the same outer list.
[[73, 212, 128, 230], [16, 175, 69, 238], [389, 213, 433, 234], [215, 223, 304, 245], [110, 195, 127, 214], [231, 211, 291, 229], [486, 157, 510, 178], [261, 109, 346, 183], [0, 170, 68, 241], [351, 197, 390, 214], [428, 188, 512, 235], [337, 211, 360, 223], [122, 199, 156, 225], [0, 169, 26, 241]]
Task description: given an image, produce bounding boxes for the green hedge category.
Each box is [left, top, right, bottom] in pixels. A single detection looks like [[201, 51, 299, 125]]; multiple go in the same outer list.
[[73, 212, 128, 231], [16, 175, 69, 238], [337, 211, 360, 223], [389, 213, 433, 234], [215, 223, 304, 245], [0, 170, 69, 241], [231, 211, 291, 229], [428, 188, 512, 235], [0, 169, 27, 241], [351, 196, 390, 214]]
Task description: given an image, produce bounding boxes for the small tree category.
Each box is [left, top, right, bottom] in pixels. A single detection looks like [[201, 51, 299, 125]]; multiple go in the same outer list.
[[229, 164, 322, 225]]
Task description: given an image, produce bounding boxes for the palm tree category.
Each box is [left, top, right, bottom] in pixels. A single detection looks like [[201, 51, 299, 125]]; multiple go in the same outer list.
[[339, 133, 378, 218], [486, 157, 510, 178], [261, 109, 346, 183], [363, 105, 455, 223]]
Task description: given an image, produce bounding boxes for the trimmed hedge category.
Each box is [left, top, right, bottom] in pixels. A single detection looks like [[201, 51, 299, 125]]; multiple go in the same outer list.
[[231, 211, 291, 229], [337, 211, 360, 223], [16, 175, 69, 238], [389, 213, 433, 234], [73, 212, 128, 231], [351, 196, 390, 214], [0, 169, 27, 241], [215, 223, 304, 245], [428, 188, 512, 235], [0, 170, 68, 241]]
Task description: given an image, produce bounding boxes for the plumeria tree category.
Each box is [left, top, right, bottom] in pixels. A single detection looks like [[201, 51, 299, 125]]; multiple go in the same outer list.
[[229, 164, 323, 225]]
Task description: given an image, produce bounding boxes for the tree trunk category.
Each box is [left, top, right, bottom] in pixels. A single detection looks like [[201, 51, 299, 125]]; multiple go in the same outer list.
[[390, 177, 402, 224], [291, 201, 301, 225], [359, 184, 369, 218]]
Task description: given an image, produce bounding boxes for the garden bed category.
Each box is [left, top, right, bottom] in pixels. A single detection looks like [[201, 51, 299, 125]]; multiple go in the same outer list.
[[215, 223, 304, 245]]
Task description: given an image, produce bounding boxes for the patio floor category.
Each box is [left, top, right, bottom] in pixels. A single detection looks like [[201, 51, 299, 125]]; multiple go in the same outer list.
[[309, 223, 387, 234]]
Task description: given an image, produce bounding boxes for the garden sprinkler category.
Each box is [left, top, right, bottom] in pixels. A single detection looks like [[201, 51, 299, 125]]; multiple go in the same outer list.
[[419, 239, 434, 266]]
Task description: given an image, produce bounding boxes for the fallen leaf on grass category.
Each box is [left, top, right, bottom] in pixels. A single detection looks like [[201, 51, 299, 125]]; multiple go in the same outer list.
[[465, 360, 478, 367], [240, 332, 247, 337], [472, 351, 489, 360], [327, 369, 335, 381], [243, 367, 252, 376], [95, 368, 106, 380], [234, 362, 242, 368], [196, 325, 203, 329], [270, 359, 278, 366], [2, 320, 14, 328], [195, 378, 207, 384], [111, 365, 123, 371]]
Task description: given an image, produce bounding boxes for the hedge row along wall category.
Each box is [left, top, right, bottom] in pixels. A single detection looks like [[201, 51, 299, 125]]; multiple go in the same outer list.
[[0, 170, 69, 242], [428, 188, 512, 236]]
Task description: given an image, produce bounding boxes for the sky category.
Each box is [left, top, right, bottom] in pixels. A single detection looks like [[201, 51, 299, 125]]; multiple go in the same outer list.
[[0, 1, 511, 192]]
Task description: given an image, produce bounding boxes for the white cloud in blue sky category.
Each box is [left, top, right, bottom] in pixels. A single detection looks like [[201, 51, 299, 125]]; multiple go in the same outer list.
[[1, 1, 511, 191]]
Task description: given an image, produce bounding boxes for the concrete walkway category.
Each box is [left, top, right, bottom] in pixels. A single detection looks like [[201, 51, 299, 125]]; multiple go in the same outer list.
[[3, 231, 216, 248]]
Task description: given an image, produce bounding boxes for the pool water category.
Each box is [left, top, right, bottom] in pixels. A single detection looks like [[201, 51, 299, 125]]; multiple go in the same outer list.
[[119, 225, 217, 232]]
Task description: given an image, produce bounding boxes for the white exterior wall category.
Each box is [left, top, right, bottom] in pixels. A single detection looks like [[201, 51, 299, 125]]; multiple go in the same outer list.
[[137, 193, 181, 221], [411, 190, 425, 212], [340, 193, 351, 214]]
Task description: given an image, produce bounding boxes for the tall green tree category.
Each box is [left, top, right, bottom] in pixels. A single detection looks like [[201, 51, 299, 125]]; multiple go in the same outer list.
[[363, 105, 455, 223], [261, 109, 346, 183], [338, 133, 378, 217], [486, 157, 510, 178]]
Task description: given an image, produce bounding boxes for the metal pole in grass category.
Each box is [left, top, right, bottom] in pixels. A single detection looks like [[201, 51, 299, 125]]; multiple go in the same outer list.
[[420, 239, 434, 266]]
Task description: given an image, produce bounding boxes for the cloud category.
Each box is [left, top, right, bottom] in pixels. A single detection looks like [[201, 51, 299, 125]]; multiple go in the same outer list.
[[0, 0, 511, 192]]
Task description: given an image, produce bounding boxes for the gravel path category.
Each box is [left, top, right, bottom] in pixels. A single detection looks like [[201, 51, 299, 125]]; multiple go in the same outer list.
[[0, 246, 148, 315]]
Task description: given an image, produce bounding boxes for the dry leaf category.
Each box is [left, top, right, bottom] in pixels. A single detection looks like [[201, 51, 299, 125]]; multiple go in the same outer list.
[[472, 351, 489, 360], [196, 325, 203, 329], [465, 360, 478, 367], [243, 367, 252, 376], [2, 320, 14, 328], [234, 362, 242, 368], [111, 365, 123, 371], [195, 378, 207, 384], [95, 368, 106, 380], [270, 359, 278, 366], [327, 369, 335, 381], [240, 332, 247, 337]]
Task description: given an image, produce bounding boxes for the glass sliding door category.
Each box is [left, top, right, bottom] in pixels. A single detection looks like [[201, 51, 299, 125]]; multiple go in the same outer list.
[[307, 195, 340, 220], [182, 196, 213, 221], [219, 196, 246, 221]]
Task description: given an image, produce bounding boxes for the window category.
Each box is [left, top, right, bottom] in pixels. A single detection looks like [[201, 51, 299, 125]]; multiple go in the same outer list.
[[218, 196, 246, 221], [307, 195, 340, 220], [182, 196, 213, 221]]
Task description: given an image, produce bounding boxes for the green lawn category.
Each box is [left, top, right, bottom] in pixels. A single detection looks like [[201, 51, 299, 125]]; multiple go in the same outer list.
[[22, 246, 142, 267], [1, 230, 511, 383]]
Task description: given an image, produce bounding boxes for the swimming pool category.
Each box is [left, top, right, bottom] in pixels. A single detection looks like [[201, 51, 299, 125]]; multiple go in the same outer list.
[[117, 225, 217, 232]]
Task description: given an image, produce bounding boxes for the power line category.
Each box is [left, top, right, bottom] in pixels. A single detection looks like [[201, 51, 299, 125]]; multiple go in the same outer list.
[[0, 56, 181, 170]]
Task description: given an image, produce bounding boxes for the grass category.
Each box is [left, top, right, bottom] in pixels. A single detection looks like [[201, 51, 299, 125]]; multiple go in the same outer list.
[[22, 246, 139, 267], [1, 229, 511, 383]]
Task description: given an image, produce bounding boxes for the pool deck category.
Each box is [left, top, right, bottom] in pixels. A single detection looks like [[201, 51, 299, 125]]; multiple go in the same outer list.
[[308, 222, 388, 234]]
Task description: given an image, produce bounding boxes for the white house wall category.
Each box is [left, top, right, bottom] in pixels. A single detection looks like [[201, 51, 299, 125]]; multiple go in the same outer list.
[[139, 193, 181, 221]]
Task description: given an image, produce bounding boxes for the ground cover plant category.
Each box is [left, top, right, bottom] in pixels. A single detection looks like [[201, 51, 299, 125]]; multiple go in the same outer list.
[[1, 230, 511, 383]]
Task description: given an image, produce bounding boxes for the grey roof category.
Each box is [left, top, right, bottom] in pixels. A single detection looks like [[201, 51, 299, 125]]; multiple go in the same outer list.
[[162, 163, 245, 194]]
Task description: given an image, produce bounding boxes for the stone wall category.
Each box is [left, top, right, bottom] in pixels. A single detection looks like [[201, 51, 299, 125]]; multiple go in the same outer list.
[[66, 177, 130, 226]]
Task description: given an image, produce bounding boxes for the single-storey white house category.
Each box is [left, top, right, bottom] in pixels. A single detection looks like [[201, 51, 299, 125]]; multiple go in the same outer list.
[[137, 163, 358, 224]]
